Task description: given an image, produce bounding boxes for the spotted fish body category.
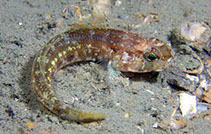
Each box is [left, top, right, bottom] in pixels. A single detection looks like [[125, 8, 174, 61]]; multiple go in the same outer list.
[[32, 28, 174, 122]]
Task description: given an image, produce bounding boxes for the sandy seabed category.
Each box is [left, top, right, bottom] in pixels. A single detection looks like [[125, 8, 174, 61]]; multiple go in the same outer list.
[[0, 0, 211, 134]]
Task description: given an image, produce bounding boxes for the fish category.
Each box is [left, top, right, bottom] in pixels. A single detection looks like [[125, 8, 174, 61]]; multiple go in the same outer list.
[[32, 27, 174, 122]]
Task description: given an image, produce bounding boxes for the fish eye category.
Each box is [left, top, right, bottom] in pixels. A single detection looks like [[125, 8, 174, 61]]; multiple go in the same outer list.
[[144, 53, 158, 61], [144, 48, 160, 62], [146, 54, 158, 61]]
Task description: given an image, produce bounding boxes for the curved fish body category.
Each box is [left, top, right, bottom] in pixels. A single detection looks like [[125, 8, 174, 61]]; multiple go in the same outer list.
[[32, 28, 174, 122]]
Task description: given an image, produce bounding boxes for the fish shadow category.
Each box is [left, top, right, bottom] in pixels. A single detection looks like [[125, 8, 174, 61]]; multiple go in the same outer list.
[[17, 56, 47, 116], [123, 71, 160, 83]]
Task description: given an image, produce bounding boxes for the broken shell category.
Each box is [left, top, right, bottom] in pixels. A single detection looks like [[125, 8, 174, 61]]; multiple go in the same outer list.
[[115, 0, 122, 6], [206, 59, 211, 67], [91, 0, 111, 19], [24, 121, 37, 130], [179, 92, 197, 117], [143, 12, 160, 24], [154, 106, 188, 130], [185, 74, 199, 82], [202, 90, 211, 103], [124, 112, 130, 118], [155, 118, 187, 130], [181, 21, 210, 42], [179, 45, 204, 75], [170, 118, 187, 130], [196, 102, 209, 112]]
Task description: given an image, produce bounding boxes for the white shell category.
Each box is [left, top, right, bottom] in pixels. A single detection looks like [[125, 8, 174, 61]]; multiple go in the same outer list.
[[179, 92, 197, 117], [181, 22, 207, 42]]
